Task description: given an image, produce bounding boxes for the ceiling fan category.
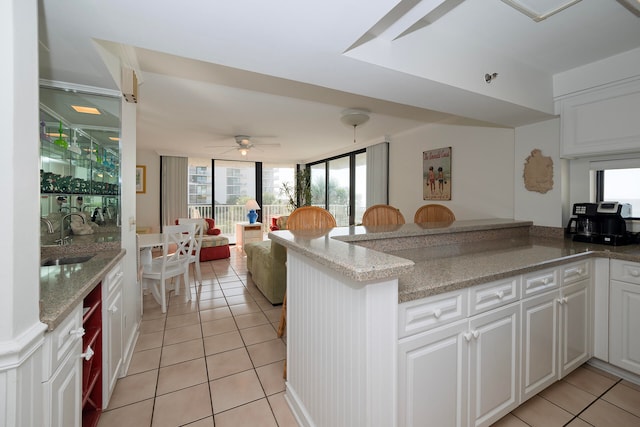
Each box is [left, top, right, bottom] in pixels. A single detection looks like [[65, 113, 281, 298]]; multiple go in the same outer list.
[[206, 135, 281, 156]]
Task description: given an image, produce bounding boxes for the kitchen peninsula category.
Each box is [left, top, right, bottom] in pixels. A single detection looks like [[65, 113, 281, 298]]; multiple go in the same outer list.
[[269, 219, 640, 427]]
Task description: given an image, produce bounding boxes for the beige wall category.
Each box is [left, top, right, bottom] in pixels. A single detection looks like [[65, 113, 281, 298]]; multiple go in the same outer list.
[[514, 118, 564, 227], [135, 149, 161, 232], [137, 122, 571, 228], [388, 123, 515, 221]]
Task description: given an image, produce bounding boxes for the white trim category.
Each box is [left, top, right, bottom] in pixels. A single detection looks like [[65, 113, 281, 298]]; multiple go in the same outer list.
[[0, 322, 47, 371], [39, 79, 121, 98]]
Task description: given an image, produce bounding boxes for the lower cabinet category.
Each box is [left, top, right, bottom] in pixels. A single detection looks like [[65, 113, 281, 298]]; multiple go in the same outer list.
[[520, 278, 591, 401], [398, 303, 520, 427], [398, 260, 592, 427], [610, 279, 640, 375], [102, 260, 124, 407], [559, 280, 590, 377], [42, 305, 83, 427]]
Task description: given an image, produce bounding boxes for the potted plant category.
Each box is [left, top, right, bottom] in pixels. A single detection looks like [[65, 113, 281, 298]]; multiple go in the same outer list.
[[281, 168, 312, 212]]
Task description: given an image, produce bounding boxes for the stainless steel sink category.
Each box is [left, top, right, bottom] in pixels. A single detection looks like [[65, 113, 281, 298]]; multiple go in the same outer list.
[[40, 255, 95, 267]]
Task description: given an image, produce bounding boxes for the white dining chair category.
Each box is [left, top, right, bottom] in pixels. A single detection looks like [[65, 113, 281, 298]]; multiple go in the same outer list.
[[178, 217, 205, 288], [142, 223, 195, 313]]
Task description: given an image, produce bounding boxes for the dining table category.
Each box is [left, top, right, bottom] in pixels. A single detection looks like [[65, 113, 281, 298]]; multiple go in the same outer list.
[[138, 233, 165, 267]]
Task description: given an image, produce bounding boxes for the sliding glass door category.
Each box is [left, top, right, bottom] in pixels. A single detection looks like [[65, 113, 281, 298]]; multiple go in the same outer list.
[[212, 160, 256, 243], [309, 148, 366, 226]]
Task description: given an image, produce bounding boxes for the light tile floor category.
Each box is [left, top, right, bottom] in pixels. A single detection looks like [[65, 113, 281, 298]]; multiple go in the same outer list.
[[98, 249, 640, 427], [98, 249, 298, 427], [492, 364, 640, 426]]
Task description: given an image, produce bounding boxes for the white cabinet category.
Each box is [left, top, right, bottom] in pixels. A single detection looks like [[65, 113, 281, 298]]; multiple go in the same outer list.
[[42, 304, 83, 427], [557, 79, 640, 158], [520, 262, 591, 401], [559, 279, 590, 377], [398, 287, 520, 427], [521, 289, 559, 401], [398, 260, 593, 427], [398, 319, 469, 427], [468, 303, 520, 427], [102, 260, 124, 407], [610, 259, 640, 375], [236, 222, 263, 252]]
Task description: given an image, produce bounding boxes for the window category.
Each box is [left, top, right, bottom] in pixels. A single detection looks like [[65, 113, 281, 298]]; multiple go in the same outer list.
[[186, 158, 297, 242], [262, 163, 295, 229], [308, 148, 366, 226], [597, 167, 640, 218]]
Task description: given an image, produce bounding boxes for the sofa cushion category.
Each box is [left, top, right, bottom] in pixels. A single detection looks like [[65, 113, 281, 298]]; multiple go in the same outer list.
[[202, 218, 217, 234], [201, 234, 229, 248], [245, 240, 286, 304]]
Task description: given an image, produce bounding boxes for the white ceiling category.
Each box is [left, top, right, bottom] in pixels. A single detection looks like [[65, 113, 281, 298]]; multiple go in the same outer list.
[[38, 0, 640, 163]]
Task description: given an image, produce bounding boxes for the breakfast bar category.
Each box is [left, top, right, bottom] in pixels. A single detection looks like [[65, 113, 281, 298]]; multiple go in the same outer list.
[[269, 219, 640, 427]]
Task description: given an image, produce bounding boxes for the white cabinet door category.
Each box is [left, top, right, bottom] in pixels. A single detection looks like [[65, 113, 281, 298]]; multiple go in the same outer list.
[[468, 303, 520, 427], [610, 280, 640, 375], [104, 286, 123, 406], [559, 280, 590, 377], [398, 319, 468, 427], [520, 289, 559, 401], [43, 340, 82, 427]]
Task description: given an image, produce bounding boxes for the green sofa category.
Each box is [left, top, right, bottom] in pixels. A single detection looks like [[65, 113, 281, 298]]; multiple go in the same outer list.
[[244, 239, 287, 304]]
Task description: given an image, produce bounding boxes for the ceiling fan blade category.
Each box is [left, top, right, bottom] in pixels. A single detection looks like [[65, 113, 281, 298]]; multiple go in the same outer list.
[[252, 143, 281, 148]]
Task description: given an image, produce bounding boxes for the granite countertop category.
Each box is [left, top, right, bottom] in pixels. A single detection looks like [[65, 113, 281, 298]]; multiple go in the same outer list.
[[269, 219, 640, 304], [40, 238, 124, 331], [392, 236, 640, 302]]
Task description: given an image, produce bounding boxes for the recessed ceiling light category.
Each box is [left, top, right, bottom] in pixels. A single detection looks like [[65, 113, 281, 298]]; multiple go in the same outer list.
[[71, 105, 101, 115], [45, 132, 67, 138], [109, 137, 120, 141]]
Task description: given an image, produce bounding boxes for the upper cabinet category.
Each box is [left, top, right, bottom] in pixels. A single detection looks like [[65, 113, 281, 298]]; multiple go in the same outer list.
[[39, 85, 121, 221], [557, 78, 640, 158]]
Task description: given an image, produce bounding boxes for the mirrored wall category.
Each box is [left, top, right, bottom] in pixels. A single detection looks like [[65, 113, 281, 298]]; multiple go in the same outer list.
[[39, 84, 121, 228]]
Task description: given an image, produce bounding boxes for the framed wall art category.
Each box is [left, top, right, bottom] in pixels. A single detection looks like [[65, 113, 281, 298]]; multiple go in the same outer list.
[[423, 147, 451, 200], [136, 165, 146, 194]]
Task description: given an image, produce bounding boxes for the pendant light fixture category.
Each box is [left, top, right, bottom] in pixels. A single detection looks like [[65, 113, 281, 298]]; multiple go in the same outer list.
[[340, 109, 370, 143]]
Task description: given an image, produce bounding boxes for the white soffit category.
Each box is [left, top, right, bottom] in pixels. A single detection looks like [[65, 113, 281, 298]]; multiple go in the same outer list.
[[500, 0, 582, 22]]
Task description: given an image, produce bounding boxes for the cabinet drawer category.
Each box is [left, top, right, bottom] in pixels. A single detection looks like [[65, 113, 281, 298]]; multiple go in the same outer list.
[[562, 260, 590, 286], [610, 259, 640, 285], [468, 277, 520, 316], [42, 304, 83, 381], [398, 289, 467, 338], [523, 268, 558, 297], [103, 260, 124, 296]]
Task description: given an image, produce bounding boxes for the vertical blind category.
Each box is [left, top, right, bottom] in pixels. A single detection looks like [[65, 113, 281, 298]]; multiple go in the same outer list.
[[366, 142, 389, 206], [161, 156, 188, 228]]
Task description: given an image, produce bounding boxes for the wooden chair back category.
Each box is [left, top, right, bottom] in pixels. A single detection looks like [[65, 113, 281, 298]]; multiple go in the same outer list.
[[286, 206, 336, 231], [362, 204, 405, 226], [413, 204, 456, 223]]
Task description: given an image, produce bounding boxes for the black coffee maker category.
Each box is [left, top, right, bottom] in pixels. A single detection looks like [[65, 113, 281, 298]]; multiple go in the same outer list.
[[566, 201, 633, 245]]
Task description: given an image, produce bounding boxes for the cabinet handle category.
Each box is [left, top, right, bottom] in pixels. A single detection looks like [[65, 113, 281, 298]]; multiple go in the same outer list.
[[433, 308, 442, 319], [629, 269, 640, 277], [81, 345, 94, 361], [562, 297, 568, 304], [542, 277, 551, 285], [109, 306, 119, 314], [566, 268, 582, 278], [472, 330, 479, 339], [463, 332, 472, 342], [495, 291, 505, 300], [69, 327, 85, 339]]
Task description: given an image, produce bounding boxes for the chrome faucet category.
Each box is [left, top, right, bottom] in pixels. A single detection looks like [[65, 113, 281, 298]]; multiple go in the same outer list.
[[40, 217, 54, 234], [57, 213, 85, 245]]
